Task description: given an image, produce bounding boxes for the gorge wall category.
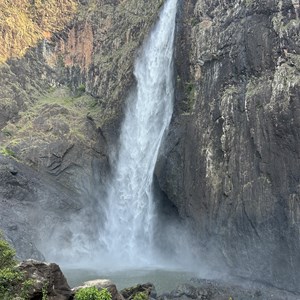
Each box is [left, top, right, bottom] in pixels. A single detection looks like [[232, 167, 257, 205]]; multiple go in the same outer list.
[[0, 0, 164, 260], [156, 0, 300, 293], [0, 0, 299, 294]]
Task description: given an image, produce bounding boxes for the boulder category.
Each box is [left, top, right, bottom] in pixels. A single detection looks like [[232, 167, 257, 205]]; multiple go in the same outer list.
[[18, 259, 72, 300], [170, 284, 199, 299], [121, 283, 156, 300]]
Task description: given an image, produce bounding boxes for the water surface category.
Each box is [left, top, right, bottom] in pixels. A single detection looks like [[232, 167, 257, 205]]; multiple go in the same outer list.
[[63, 267, 196, 294]]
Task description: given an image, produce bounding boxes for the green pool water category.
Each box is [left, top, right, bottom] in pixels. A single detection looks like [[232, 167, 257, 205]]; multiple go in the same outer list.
[[62, 267, 196, 294]]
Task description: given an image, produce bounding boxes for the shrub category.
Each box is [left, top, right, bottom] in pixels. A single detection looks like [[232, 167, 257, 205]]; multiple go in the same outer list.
[[75, 84, 86, 97], [42, 281, 49, 300], [133, 292, 148, 300], [0, 237, 16, 269], [75, 287, 112, 300], [0, 233, 33, 299], [0, 147, 15, 157]]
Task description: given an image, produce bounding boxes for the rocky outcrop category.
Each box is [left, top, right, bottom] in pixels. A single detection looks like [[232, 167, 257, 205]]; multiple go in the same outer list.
[[18, 260, 72, 300], [48, 0, 165, 140], [121, 283, 156, 300], [0, 50, 54, 130], [0, 155, 85, 260], [157, 0, 300, 293], [0, 0, 164, 188], [159, 278, 300, 300], [16, 260, 126, 300]]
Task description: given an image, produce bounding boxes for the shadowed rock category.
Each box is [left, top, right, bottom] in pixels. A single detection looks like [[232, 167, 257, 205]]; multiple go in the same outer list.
[[18, 260, 72, 300]]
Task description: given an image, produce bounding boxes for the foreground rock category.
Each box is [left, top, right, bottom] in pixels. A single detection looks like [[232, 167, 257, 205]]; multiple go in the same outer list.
[[18, 260, 72, 300], [17, 260, 126, 300], [121, 283, 157, 300], [15, 260, 300, 300], [159, 278, 300, 300]]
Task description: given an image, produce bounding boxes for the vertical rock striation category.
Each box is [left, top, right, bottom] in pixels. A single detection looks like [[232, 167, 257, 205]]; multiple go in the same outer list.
[[156, 0, 300, 292]]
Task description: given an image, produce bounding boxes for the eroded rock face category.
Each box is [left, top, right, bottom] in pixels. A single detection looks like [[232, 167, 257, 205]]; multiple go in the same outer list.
[[156, 0, 300, 293], [50, 0, 165, 140]]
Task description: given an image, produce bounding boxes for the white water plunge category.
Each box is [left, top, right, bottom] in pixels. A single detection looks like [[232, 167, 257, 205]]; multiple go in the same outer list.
[[100, 0, 178, 266]]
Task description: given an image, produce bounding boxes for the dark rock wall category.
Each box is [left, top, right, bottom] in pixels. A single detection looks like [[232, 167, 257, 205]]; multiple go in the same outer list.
[[0, 155, 83, 260], [54, 0, 164, 139], [157, 0, 300, 292], [0, 0, 163, 260], [0, 0, 299, 293]]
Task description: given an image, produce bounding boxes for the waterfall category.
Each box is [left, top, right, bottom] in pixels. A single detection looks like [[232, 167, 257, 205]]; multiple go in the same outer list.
[[100, 0, 178, 266]]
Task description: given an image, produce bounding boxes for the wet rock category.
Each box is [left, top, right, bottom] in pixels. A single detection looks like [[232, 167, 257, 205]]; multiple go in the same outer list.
[[121, 283, 157, 300], [0, 155, 81, 261], [170, 284, 198, 299], [159, 278, 300, 300], [18, 259, 72, 300]]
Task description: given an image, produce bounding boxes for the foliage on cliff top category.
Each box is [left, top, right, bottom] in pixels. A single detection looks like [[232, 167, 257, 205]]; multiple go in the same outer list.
[[0, 0, 78, 63]]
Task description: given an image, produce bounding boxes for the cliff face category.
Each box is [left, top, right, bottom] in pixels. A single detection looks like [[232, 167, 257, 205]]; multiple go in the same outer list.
[[1, 0, 299, 293], [0, 0, 163, 259], [156, 0, 300, 292], [1, 0, 164, 182]]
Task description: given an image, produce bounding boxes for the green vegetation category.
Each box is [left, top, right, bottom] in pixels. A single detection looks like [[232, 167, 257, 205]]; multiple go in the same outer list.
[[42, 281, 48, 300], [191, 18, 198, 27], [133, 292, 148, 300], [0, 0, 78, 63], [2, 130, 12, 137], [184, 81, 196, 112], [1, 87, 103, 162], [245, 0, 253, 7], [0, 232, 32, 299], [76, 84, 86, 96], [0, 147, 15, 157], [75, 287, 112, 300]]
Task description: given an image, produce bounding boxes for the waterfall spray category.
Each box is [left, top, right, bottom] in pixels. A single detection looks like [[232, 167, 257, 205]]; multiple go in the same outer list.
[[100, 0, 178, 266]]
